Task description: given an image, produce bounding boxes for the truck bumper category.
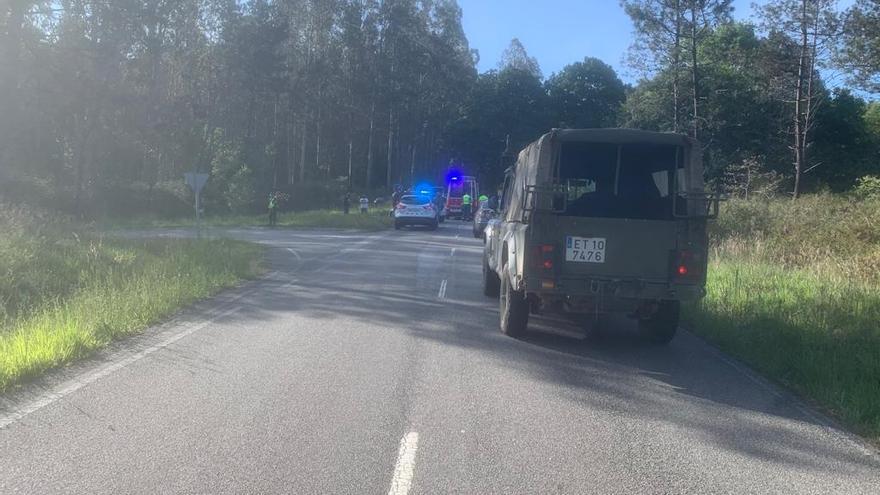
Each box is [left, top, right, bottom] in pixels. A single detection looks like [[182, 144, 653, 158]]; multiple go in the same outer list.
[[525, 277, 704, 314]]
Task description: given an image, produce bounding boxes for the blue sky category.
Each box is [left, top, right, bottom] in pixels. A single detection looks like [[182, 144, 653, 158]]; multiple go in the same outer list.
[[458, 0, 852, 82]]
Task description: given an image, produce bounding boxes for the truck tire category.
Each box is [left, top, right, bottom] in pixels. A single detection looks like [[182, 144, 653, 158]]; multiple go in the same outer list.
[[394, 221, 401, 230], [499, 266, 528, 337], [483, 255, 500, 298], [638, 300, 680, 345]]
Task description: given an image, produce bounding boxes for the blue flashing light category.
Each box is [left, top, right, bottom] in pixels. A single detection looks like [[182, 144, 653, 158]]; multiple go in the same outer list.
[[446, 168, 464, 184], [413, 182, 435, 197]]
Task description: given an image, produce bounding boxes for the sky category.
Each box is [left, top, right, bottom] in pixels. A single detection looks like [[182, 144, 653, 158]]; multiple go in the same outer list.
[[458, 0, 853, 82]]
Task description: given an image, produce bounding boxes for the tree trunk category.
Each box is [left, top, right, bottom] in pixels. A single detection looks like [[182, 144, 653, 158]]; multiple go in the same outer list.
[[315, 108, 323, 180], [347, 138, 354, 192], [287, 112, 295, 185], [689, 4, 699, 140], [3, 1, 25, 90], [793, 0, 809, 199], [0, 1, 27, 170], [299, 117, 307, 184], [410, 144, 416, 184], [673, 0, 682, 133], [802, 4, 821, 189], [366, 99, 375, 189], [386, 108, 394, 189], [272, 98, 279, 189]]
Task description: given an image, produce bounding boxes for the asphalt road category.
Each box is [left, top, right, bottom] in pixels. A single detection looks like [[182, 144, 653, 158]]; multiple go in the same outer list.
[[1, 222, 878, 494]]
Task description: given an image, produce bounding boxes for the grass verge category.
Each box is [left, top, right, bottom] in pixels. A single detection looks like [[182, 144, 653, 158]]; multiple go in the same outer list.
[[104, 209, 393, 231], [0, 208, 264, 391], [683, 194, 880, 442]]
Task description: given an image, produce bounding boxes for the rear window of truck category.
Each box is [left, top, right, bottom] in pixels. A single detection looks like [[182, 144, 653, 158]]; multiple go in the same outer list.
[[556, 142, 685, 220]]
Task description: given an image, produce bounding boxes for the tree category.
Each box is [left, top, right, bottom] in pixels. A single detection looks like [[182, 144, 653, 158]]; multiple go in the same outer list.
[[621, 0, 687, 131], [811, 89, 878, 188], [624, 23, 789, 179], [499, 38, 542, 79], [545, 58, 626, 128], [839, 0, 880, 93], [757, 0, 839, 198], [623, 0, 732, 137], [445, 67, 550, 186]]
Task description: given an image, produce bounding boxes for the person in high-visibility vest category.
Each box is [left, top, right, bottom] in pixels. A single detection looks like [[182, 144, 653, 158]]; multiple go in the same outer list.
[[478, 194, 489, 211], [462, 193, 473, 220]]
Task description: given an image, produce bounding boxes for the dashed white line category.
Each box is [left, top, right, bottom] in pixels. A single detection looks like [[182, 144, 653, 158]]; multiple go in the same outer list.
[[438, 279, 448, 299], [450, 248, 456, 257], [0, 305, 241, 429], [388, 432, 420, 495]]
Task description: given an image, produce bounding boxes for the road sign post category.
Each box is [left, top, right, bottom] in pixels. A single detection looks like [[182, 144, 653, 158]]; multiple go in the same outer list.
[[185, 172, 209, 238]]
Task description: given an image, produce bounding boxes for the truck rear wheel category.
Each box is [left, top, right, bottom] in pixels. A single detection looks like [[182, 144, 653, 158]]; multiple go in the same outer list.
[[482, 255, 500, 298], [499, 266, 528, 337], [638, 300, 680, 345]]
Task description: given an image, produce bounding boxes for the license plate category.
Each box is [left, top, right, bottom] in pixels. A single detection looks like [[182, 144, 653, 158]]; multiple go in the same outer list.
[[565, 236, 606, 263]]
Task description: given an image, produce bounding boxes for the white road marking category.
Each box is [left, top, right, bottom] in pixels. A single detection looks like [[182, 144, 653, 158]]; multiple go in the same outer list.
[[388, 432, 420, 495], [438, 279, 448, 299], [0, 305, 241, 429], [286, 247, 302, 263], [450, 248, 456, 257], [0, 277, 297, 430]]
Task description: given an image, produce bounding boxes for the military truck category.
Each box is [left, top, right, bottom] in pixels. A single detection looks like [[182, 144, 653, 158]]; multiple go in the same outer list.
[[482, 129, 718, 344]]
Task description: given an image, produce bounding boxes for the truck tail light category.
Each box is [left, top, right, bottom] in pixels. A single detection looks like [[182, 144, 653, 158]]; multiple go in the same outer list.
[[534, 244, 555, 272], [672, 250, 700, 281]]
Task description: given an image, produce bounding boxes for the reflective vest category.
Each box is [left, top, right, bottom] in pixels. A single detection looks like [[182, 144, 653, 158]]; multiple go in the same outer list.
[[462, 194, 472, 205]]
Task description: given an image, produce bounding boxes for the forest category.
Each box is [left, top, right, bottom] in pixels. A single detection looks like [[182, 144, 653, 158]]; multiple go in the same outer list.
[[1, 0, 878, 218]]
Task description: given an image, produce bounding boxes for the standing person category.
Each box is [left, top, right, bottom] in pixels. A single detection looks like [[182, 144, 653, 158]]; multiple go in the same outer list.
[[359, 195, 369, 214], [343, 192, 351, 215], [268, 192, 278, 227], [461, 192, 472, 221], [478, 194, 489, 211], [391, 186, 403, 216]]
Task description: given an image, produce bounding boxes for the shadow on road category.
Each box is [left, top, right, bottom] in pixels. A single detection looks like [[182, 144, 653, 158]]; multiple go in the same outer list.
[[206, 240, 878, 475]]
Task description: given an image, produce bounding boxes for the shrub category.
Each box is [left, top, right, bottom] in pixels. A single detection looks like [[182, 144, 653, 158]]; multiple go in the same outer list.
[[853, 175, 880, 200]]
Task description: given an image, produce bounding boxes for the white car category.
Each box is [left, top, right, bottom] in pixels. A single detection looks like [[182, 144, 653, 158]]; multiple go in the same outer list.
[[394, 195, 439, 230]]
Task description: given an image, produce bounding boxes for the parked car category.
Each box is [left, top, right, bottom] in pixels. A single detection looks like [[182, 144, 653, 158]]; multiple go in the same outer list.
[[393, 195, 439, 230]]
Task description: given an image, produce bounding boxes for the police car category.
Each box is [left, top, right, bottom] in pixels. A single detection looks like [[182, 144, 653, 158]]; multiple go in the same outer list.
[[393, 195, 440, 230]]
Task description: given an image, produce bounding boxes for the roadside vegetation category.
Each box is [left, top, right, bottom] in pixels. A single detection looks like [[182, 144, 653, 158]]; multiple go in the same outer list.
[[0, 207, 263, 392], [684, 193, 880, 442], [108, 209, 393, 231]]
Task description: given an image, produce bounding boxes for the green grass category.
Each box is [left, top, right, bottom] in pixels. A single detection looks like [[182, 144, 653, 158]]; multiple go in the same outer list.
[[105, 209, 393, 231], [683, 194, 880, 442], [0, 207, 264, 391]]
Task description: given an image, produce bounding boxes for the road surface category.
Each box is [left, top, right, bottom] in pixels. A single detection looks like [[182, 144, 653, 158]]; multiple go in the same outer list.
[[1, 223, 878, 494]]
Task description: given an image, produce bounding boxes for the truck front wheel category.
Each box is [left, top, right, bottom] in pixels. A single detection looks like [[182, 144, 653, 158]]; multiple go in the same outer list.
[[499, 266, 529, 337], [638, 300, 680, 345]]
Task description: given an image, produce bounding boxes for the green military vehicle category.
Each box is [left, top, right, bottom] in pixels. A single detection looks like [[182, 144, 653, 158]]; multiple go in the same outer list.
[[482, 129, 719, 344]]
